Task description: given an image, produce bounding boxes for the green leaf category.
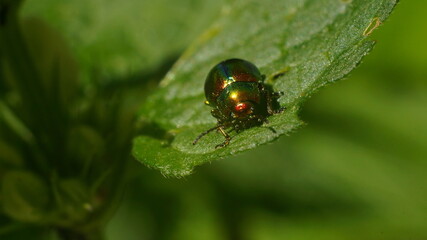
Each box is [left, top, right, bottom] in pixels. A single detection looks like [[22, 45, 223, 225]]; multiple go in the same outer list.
[[1, 170, 50, 223], [132, 0, 398, 177]]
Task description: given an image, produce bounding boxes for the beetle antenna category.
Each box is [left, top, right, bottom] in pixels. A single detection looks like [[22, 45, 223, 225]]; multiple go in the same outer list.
[[193, 125, 221, 145]]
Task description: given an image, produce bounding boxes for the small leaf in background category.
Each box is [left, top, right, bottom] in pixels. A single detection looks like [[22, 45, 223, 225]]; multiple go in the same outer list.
[[1, 170, 51, 223], [132, 0, 398, 177]]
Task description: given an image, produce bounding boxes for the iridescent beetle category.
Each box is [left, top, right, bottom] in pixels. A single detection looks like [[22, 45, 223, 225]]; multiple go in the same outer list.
[[193, 58, 284, 148]]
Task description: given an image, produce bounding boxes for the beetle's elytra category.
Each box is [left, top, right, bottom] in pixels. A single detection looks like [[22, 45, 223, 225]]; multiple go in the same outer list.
[[193, 58, 284, 148]]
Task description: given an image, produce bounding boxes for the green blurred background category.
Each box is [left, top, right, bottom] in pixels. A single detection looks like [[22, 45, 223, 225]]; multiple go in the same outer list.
[[3, 0, 427, 239]]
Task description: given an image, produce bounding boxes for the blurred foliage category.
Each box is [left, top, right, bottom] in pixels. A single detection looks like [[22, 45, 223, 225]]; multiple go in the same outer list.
[[21, 0, 224, 83], [1, 0, 136, 238], [1, 0, 426, 240]]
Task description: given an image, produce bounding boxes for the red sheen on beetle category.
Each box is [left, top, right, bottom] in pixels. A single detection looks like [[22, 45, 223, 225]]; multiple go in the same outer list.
[[235, 102, 249, 112]]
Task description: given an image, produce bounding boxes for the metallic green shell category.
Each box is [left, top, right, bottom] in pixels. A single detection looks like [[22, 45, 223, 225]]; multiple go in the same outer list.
[[204, 58, 262, 106], [217, 82, 261, 117]]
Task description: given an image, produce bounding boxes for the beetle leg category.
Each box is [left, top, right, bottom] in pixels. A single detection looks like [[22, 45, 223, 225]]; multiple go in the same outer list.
[[266, 126, 277, 133], [215, 126, 231, 149], [265, 91, 275, 115], [276, 106, 286, 114], [258, 82, 265, 91], [272, 91, 283, 98], [211, 109, 221, 118], [265, 90, 286, 115], [193, 125, 220, 145]]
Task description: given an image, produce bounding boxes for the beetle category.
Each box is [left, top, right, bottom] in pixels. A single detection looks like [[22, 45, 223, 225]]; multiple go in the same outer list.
[[193, 58, 284, 148]]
